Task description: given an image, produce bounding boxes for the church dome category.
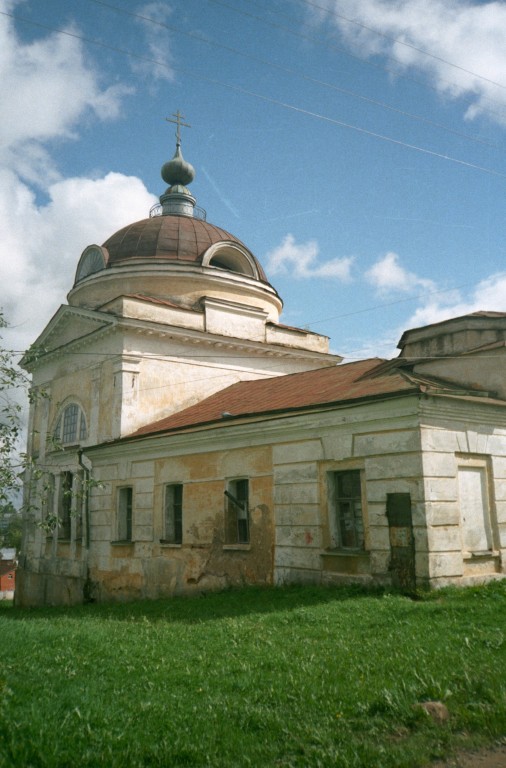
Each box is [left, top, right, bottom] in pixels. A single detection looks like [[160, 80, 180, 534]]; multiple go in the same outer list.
[[100, 214, 269, 282], [68, 113, 282, 321]]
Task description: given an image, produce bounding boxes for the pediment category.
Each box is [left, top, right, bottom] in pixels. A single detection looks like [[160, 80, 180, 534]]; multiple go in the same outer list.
[[22, 305, 115, 368]]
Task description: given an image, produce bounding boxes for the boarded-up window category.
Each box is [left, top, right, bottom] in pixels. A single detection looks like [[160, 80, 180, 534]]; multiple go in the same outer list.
[[458, 466, 493, 553], [164, 484, 183, 544]]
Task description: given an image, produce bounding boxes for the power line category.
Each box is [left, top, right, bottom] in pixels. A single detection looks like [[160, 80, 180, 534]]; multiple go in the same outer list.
[[199, 80, 506, 178], [85, 0, 501, 150], [298, 0, 506, 92], [206, 0, 506, 119], [304, 279, 485, 327], [2, 9, 505, 179], [15, 342, 506, 363], [13, 274, 504, 359]]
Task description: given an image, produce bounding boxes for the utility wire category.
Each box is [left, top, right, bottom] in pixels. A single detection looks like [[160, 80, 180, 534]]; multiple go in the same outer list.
[[2, 9, 506, 179], [206, 0, 506, 120], [85, 0, 501, 150], [300, 0, 506, 92], [304, 279, 484, 326], [203, 79, 506, 178]]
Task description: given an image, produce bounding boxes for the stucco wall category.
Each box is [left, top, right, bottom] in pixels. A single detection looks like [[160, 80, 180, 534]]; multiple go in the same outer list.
[[419, 398, 506, 586], [271, 400, 425, 587], [84, 445, 274, 602], [16, 392, 506, 606]]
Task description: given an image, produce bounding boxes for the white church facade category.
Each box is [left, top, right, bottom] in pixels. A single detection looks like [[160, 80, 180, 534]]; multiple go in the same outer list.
[[15, 121, 506, 605]]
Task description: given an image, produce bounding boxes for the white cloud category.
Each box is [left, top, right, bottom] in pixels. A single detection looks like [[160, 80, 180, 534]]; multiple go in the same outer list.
[[366, 252, 435, 294], [0, 2, 153, 355], [131, 2, 175, 83], [0, 1, 132, 183], [1, 171, 156, 354], [310, 0, 506, 126], [265, 234, 354, 280], [406, 271, 506, 329], [349, 266, 506, 362]]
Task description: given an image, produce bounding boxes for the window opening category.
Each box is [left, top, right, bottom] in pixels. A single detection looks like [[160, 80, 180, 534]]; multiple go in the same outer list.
[[117, 487, 133, 542], [62, 404, 78, 444], [54, 403, 87, 445], [43, 474, 55, 526], [205, 243, 257, 278], [332, 470, 364, 550], [58, 471, 73, 540], [164, 484, 183, 544], [225, 479, 249, 544]]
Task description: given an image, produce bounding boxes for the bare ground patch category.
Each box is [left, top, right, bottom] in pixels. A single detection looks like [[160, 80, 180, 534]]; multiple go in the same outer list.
[[431, 744, 506, 767]]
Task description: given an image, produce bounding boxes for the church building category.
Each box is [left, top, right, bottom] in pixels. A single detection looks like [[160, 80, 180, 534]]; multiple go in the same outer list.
[[15, 118, 506, 605]]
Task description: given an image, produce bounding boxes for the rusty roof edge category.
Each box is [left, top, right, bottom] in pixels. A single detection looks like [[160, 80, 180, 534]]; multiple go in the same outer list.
[[83, 386, 506, 454]]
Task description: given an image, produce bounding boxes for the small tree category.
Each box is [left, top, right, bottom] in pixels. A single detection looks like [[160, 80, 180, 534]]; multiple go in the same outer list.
[[0, 311, 30, 511], [1, 311, 97, 544], [0, 503, 23, 550]]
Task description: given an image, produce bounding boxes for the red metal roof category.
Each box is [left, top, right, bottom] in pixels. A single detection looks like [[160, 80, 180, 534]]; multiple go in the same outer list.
[[131, 358, 420, 438]]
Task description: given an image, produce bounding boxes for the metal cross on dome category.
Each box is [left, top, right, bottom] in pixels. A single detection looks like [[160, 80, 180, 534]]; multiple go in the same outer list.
[[166, 110, 191, 146]]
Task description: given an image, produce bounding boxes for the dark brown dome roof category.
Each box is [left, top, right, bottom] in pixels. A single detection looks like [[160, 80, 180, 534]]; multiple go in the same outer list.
[[102, 215, 268, 282]]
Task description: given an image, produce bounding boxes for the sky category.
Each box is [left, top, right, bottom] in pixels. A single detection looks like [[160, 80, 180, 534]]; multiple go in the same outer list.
[[1, 0, 506, 365]]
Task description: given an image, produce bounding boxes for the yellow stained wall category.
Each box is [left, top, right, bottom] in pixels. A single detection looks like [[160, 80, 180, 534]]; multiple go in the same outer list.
[[88, 445, 274, 601]]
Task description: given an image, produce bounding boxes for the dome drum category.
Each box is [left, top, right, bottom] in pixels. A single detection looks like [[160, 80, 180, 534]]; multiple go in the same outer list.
[[68, 261, 282, 323]]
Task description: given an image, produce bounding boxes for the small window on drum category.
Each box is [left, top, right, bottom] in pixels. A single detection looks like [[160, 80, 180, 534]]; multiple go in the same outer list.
[[75, 245, 106, 283], [206, 244, 257, 278]]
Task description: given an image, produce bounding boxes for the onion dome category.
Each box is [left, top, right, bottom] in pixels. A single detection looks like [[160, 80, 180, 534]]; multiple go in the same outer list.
[[159, 112, 197, 217], [161, 143, 195, 188]]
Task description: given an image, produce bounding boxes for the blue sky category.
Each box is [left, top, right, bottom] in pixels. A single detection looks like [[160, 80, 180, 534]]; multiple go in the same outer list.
[[2, 0, 506, 361]]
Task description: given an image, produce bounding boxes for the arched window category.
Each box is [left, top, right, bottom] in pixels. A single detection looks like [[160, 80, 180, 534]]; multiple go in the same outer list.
[[203, 243, 259, 278], [54, 403, 87, 445], [74, 245, 107, 283]]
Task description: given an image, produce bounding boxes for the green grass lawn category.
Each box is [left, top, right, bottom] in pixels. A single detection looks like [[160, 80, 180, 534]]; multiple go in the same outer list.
[[1, 583, 505, 767]]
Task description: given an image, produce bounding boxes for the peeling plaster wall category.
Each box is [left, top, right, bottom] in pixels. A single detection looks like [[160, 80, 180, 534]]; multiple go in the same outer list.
[[84, 445, 274, 602]]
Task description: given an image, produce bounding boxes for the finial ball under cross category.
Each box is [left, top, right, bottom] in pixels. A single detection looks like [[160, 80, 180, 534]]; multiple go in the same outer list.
[[166, 110, 191, 146], [161, 109, 195, 187]]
